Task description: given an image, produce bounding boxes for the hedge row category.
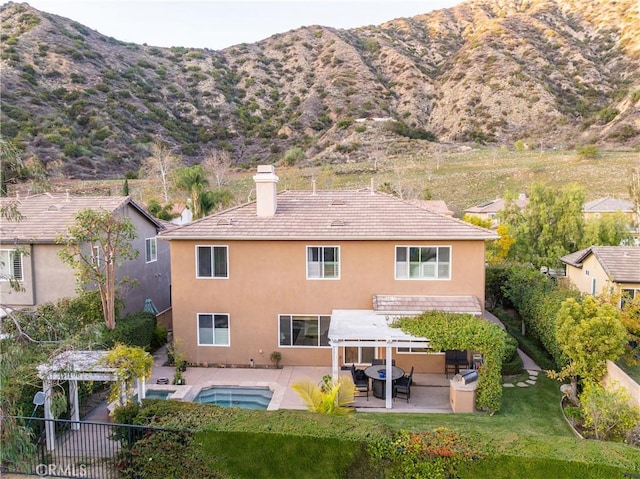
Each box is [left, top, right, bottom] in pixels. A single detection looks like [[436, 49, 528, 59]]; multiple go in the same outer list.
[[487, 264, 580, 370], [104, 311, 157, 350]]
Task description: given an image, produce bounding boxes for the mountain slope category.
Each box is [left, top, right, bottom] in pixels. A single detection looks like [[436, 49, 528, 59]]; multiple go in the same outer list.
[[1, 0, 638, 179]]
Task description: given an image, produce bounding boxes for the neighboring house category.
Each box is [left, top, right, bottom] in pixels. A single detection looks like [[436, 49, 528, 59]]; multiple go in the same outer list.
[[0, 193, 171, 316], [583, 197, 635, 223], [560, 246, 640, 299], [160, 166, 496, 373], [464, 194, 528, 227], [583, 197, 638, 243]]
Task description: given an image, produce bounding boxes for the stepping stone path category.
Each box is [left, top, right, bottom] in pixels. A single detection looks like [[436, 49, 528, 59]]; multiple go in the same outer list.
[[503, 369, 540, 388]]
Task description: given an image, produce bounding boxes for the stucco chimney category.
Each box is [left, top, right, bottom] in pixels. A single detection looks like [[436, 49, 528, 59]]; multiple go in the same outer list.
[[253, 165, 279, 217]]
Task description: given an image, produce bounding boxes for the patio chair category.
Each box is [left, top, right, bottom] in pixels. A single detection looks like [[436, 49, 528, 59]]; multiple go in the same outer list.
[[445, 350, 469, 378], [351, 364, 369, 400], [394, 367, 413, 402]]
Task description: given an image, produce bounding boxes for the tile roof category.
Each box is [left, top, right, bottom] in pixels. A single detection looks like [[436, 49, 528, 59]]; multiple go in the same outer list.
[[561, 246, 640, 283], [406, 199, 454, 216], [373, 295, 482, 315], [583, 197, 634, 213], [160, 190, 497, 241], [464, 195, 528, 214], [0, 193, 161, 243]]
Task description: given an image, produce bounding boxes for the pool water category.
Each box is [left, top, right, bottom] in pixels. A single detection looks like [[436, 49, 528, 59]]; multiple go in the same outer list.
[[144, 390, 173, 400], [193, 386, 273, 410]]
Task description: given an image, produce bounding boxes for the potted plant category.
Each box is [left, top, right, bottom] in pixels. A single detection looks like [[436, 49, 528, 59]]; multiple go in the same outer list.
[[270, 351, 282, 368], [173, 369, 185, 385]]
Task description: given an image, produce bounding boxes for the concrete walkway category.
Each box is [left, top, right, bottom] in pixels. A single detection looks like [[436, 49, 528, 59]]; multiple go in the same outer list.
[[483, 310, 543, 388]]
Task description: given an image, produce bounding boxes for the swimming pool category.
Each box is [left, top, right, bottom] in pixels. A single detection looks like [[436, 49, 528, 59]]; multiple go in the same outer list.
[[193, 386, 273, 410], [145, 390, 174, 400]]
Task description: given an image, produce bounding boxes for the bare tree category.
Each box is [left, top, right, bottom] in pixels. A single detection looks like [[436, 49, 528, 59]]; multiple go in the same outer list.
[[143, 141, 182, 202], [202, 148, 232, 188]]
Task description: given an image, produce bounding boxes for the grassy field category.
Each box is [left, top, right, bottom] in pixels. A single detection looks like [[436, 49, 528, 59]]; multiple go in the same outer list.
[[42, 146, 639, 217]]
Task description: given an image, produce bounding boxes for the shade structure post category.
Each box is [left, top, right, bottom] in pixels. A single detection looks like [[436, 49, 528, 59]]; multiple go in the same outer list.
[[331, 342, 339, 380], [385, 342, 393, 409], [69, 379, 80, 430], [43, 378, 55, 451]]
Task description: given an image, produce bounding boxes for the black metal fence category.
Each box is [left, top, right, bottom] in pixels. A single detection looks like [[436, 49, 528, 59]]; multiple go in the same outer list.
[[2, 416, 189, 479]]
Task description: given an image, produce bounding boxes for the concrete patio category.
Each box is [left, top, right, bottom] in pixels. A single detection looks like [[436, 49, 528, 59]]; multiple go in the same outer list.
[[149, 346, 453, 413]]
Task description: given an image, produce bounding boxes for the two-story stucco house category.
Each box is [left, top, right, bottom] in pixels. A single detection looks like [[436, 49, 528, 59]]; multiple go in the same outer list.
[[0, 193, 171, 316], [160, 166, 496, 374], [560, 246, 640, 300]]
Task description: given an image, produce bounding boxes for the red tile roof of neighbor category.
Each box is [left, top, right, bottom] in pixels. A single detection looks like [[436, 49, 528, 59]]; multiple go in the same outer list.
[[160, 190, 497, 241], [560, 246, 640, 283], [0, 193, 161, 243]]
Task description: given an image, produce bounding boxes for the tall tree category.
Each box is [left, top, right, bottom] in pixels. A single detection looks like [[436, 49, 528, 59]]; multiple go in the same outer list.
[[143, 141, 181, 203], [551, 296, 627, 402], [57, 209, 138, 330], [582, 212, 633, 247], [173, 165, 210, 219], [0, 138, 26, 196], [201, 148, 232, 188], [503, 182, 585, 267]]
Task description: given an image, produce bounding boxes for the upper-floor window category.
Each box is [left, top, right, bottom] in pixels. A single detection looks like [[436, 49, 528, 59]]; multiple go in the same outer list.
[[279, 314, 331, 347], [197, 313, 230, 346], [196, 245, 228, 278], [306, 246, 339, 279], [0, 249, 23, 281], [395, 246, 450, 280], [145, 238, 157, 263]]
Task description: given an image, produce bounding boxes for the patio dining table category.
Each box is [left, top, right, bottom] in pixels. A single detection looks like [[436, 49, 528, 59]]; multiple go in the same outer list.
[[364, 365, 405, 399]]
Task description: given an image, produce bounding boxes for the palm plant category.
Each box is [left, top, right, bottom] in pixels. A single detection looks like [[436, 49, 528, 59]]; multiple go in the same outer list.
[[173, 165, 209, 219], [291, 375, 356, 415]]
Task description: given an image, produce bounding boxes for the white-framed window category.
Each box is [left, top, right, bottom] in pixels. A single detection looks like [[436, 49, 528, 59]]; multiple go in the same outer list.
[[0, 249, 23, 281], [306, 246, 339, 279], [197, 313, 230, 346], [196, 245, 228, 278], [395, 246, 451, 280], [279, 314, 331, 347], [145, 237, 157, 263], [397, 343, 437, 354]]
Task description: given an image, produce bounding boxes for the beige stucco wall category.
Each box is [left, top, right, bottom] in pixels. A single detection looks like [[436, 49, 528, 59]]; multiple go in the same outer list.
[[566, 255, 640, 297], [169, 239, 487, 371], [0, 244, 76, 307], [604, 360, 640, 409]]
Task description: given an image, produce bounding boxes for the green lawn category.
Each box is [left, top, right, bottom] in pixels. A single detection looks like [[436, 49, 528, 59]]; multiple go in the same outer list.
[[618, 360, 640, 384], [131, 373, 640, 477], [360, 375, 640, 471]]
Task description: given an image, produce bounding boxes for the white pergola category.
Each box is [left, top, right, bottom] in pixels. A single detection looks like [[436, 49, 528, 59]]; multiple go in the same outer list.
[[37, 350, 147, 451], [328, 310, 429, 409]]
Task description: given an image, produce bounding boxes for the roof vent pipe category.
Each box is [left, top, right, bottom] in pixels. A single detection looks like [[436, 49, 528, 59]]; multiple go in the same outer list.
[[312, 177, 317, 196], [370, 178, 375, 195], [253, 165, 279, 217]]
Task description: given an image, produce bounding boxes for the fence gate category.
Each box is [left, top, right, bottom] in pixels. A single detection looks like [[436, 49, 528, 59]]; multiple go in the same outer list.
[[3, 416, 183, 479]]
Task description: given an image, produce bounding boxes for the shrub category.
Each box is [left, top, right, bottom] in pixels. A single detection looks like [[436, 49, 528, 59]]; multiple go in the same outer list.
[[105, 312, 157, 350], [283, 147, 305, 166], [580, 382, 640, 441], [151, 326, 168, 351], [368, 428, 484, 479], [501, 335, 523, 375], [577, 144, 599, 159], [336, 117, 354, 130]]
